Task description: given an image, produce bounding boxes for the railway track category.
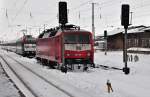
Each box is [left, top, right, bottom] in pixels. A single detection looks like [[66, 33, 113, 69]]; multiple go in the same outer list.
[[0, 54, 75, 97], [0, 52, 122, 97], [0, 55, 36, 97], [96, 64, 123, 71], [0, 60, 25, 97]]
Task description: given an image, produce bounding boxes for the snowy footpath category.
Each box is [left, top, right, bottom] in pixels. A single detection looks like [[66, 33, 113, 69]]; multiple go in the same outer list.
[[0, 48, 150, 97]]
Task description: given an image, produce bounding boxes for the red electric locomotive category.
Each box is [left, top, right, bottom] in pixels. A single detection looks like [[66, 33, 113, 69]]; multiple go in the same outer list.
[[36, 2, 95, 71], [36, 25, 94, 71]]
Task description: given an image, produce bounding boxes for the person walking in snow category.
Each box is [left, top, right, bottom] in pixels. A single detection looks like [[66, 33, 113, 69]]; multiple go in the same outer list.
[[130, 55, 133, 62], [106, 80, 113, 93], [134, 55, 139, 62], [127, 54, 130, 62]]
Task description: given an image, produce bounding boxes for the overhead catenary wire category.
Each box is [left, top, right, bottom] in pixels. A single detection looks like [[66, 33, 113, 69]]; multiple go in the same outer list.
[[5, 0, 150, 25], [73, 0, 150, 24], [70, 0, 92, 11], [2, 0, 150, 40], [12, 0, 28, 22]]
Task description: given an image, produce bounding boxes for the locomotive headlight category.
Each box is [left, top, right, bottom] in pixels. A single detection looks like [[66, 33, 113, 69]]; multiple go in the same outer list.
[[67, 54, 70, 56], [87, 52, 90, 56]]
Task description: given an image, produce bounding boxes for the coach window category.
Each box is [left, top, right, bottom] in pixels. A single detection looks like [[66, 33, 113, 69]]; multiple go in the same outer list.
[[26, 35, 32, 38]]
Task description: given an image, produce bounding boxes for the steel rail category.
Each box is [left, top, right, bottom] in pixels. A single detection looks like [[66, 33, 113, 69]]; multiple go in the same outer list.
[[0, 55, 38, 97], [7, 55, 75, 97]]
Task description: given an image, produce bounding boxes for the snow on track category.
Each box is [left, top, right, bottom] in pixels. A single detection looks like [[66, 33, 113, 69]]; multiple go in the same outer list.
[[1, 48, 150, 97], [0, 52, 93, 97], [0, 61, 21, 97], [1, 55, 72, 97]]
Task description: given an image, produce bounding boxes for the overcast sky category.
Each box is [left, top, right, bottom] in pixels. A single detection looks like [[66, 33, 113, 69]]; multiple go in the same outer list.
[[1, 0, 150, 41]]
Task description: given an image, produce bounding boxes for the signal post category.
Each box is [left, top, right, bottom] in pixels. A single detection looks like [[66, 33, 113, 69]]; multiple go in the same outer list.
[[121, 4, 130, 74], [59, 2, 68, 72]]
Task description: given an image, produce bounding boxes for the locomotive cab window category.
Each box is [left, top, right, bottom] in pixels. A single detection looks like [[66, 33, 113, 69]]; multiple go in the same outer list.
[[64, 34, 76, 43], [64, 34, 90, 43], [78, 34, 90, 43]]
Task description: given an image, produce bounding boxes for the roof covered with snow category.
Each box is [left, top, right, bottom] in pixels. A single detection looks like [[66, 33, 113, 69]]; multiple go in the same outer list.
[[108, 25, 150, 36]]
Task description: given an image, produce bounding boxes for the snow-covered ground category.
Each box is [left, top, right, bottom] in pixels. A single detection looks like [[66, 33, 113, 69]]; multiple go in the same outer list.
[[0, 61, 20, 97], [128, 47, 150, 51], [0, 48, 150, 97]]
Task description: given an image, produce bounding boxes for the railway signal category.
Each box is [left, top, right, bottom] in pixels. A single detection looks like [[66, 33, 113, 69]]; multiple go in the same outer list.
[[121, 4, 129, 28], [59, 1, 68, 25], [59, 1, 68, 72], [121, 4, 130, 74]]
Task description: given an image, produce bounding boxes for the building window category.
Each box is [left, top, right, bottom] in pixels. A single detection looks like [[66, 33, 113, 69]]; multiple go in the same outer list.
[[149, 39, 150, 48], [142, 39, 145, 47], [135, 39, 138, 47], [127, 39, 131, 47], [141, 38, 150, 48]]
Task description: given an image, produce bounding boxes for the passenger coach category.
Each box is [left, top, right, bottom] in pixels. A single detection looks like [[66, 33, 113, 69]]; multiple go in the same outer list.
[[2, 35, 36, 57]]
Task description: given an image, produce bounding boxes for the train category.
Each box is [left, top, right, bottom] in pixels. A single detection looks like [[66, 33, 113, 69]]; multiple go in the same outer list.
[[36, 1, 95, 71], [1, 1, 95, 71], [36, 24, 95, 71], [2, 35, 36, 57]]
